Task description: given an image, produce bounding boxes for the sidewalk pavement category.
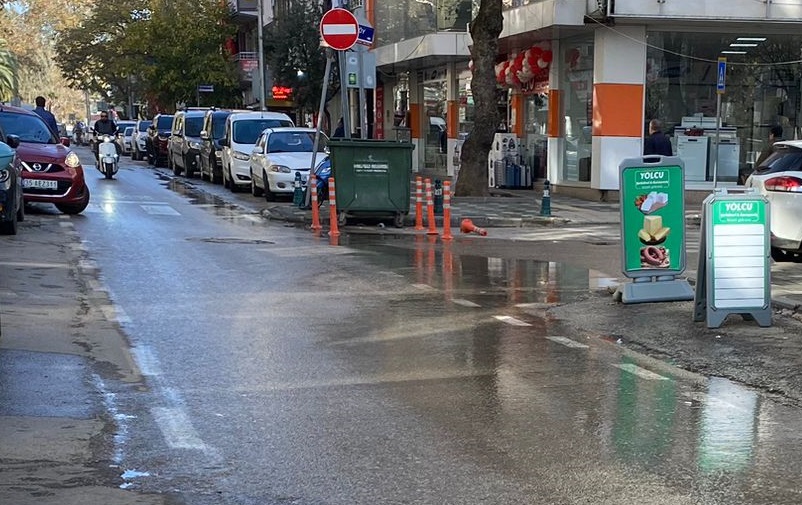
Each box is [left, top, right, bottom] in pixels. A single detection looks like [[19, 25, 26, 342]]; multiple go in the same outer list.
[[263, 186, 802, 313]]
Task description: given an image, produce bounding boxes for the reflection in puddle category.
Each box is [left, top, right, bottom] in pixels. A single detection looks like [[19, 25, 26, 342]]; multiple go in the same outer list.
[[699, 377, 757, 473]]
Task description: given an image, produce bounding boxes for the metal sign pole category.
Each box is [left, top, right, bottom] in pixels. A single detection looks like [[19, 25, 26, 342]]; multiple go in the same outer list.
[[339, 51, 351, 139], [305, 51, 334, 208], [714, 93, 721, 188], [358, 48, 368, 139]]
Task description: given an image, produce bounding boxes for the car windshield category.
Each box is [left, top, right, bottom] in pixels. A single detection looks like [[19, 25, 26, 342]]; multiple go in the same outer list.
[[138, 122, 149, 132], [233, 119, 293, 144], [0, 111, 57, 144], [157, 116, 173, 129], [125, 127, 134, 135], [185, 117, 204, 137], [267, 131, 324, 153]]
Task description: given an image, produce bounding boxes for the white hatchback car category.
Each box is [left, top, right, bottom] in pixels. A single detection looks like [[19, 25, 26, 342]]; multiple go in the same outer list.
[[744, 140, 802, 261], [248, 127, 328, 201]]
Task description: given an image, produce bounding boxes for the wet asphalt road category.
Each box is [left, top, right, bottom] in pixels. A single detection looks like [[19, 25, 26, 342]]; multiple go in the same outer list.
[[8, 148, 802, 504]]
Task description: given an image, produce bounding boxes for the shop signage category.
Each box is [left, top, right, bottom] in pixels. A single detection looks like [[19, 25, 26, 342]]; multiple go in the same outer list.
[[694, 190, 771, 328], [615, 157, 693, 303], [271, 86, 292, 100]]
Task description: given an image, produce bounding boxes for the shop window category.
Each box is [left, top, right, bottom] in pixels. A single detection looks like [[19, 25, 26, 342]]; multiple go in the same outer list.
[[561, 36, 594, 183], [422, 78, 448, 172], [646, 32, 802, 183]]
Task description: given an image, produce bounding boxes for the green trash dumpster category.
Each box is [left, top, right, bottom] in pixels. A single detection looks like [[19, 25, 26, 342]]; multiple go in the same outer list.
[[328, 139, 415, 228]]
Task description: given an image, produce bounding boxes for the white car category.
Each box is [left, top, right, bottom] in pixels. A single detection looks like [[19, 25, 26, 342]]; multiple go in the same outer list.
[[116, 126, 134, 156], [744, 140, 802, 261], [219, 111, 294, 192], [131, 119, 150, 161], [249, 127, 327, 201]]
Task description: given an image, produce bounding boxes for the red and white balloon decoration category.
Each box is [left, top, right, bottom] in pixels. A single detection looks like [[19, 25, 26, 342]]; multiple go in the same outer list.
[[492, 44, 553, 89]]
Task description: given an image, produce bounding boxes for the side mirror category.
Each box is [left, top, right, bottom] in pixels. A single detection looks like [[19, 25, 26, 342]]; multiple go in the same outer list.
[[6, 134, 20, 149], [200, 131, 209, 141], [219, 138, 229, 147], [60, 137, 71, 147]]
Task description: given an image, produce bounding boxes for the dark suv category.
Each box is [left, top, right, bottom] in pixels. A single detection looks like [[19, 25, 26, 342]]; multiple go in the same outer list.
[[0, 104, 89, 215], [146, 113, 174, 167], [168, 109, 206, 177], [200, 109, 242, 184]]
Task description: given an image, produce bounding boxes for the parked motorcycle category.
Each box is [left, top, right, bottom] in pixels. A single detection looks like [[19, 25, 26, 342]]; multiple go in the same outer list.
[[303, 155, 331, 208], [97, 135, 119, 179]]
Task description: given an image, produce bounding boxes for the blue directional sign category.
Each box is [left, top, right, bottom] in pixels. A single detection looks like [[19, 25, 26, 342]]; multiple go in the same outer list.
[[717, 57, 726, 94], [357, 24, 374, 46]]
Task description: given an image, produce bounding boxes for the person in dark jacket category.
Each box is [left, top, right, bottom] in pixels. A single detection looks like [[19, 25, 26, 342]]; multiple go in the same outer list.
[[33, 96, 59, 137], [332, 118, 345, 138], [643, 119, 673, 156]]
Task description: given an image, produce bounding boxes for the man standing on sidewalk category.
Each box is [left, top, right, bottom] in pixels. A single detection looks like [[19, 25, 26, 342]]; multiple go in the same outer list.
[[33, 95, 59, 137]]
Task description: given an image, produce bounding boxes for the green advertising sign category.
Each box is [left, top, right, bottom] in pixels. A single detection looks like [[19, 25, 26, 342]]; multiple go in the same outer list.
[[711, 199, 765, 225], [621, 165, 685, 274]]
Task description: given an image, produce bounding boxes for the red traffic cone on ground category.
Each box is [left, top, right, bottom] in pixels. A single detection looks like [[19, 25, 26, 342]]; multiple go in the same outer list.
[[460, 218, 487, 236]]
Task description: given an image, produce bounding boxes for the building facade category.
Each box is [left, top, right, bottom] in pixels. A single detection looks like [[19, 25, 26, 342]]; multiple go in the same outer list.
[[371, 0, 802, 197]]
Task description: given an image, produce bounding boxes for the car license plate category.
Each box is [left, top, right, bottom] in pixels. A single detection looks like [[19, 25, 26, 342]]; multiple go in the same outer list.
[[23, 179, 57, 190]]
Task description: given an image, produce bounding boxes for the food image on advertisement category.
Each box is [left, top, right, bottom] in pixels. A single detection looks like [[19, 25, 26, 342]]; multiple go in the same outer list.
[[640, 246, 670, 268], [634, 191, 669, 214], [638, 214, 670, 245]]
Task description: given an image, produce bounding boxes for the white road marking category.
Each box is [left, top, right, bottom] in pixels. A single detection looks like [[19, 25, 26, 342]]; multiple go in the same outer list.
[[412, 283, 436, 291], [546, 336, 589, 349], [59, 221, 73, 228], [260, 246, 356, 257], [140, 204, 181, 216], [0, 261, 69, 269], [131, 345, 162, 377], [493, 315, 531, 326], [452, 298, 481, 308], [242, 215, 263, 223], [152, 407, 207, 450], [613, 363, 669, 380]]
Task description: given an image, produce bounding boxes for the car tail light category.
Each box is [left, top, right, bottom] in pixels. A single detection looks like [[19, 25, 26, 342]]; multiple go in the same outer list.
[[764, 176, 802, 192]]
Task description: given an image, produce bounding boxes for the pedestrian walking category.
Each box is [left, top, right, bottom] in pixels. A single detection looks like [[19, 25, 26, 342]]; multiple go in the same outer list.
[[643, 119, 673, 156], [33, 96, 59, 137]]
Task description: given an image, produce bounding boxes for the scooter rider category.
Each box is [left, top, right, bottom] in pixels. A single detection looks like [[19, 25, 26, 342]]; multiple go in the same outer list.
[[93, 111, 117, 162]]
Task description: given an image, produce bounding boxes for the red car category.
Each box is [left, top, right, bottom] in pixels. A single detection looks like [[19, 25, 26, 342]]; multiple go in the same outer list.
[[0, 104, 90, 214]]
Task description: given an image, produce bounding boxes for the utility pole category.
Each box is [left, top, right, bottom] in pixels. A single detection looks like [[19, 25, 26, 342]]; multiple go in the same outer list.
[[257, 0, 267, 111]]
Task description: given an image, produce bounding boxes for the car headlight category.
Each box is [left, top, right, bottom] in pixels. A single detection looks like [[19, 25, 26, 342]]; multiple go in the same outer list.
[[189, 141, 201, 150], [0, 168, 9, 185], [269, 165, 292, 173], [232, 151, 250, 161], [215, 150, 222, 158], [65, 151, 81, 168]]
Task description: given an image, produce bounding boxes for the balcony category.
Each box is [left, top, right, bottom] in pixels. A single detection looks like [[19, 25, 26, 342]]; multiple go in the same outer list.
[[609, 0, 802, 22], [234, 52, 259, 82]]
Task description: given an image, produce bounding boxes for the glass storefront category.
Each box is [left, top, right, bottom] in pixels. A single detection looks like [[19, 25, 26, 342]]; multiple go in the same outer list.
[[523, 93, 548, 180], [422, 69, 448, 172], [561, 35, 595, 183], [374, 0, 473, 46], [646, 32, 802, 183]]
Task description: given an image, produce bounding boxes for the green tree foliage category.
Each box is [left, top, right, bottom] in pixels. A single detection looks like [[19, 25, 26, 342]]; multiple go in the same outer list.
[[263, 0, 335, 116], [455, 0, 502, 197], [0, 39, 17, 101], [57, 0, 240, 113]]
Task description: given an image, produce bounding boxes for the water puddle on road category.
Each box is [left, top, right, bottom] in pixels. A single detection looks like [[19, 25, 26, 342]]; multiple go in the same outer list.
[[161, 176, 265, 225]]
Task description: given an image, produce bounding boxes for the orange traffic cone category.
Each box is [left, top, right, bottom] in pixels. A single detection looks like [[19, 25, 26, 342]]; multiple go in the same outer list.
[[460, 218, 487, 236]]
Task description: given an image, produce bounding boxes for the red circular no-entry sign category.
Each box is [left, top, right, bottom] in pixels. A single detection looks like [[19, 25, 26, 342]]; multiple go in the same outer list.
[[319, 8, 359, 51]]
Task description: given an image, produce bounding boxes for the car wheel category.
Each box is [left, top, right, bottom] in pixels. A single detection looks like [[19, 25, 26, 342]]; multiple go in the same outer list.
[[16, 198, 24, 222], [184, 155, 193, 177], [0, 211, 18, 235], [211, 159, 222, 184], [55, 187, 90, 215], [263, 171, 276, 201], [251, 171, 263, 197], [771, 247, 792, 262]]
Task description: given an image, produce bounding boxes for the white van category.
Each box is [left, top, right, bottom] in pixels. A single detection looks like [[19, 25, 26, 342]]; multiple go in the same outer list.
[[219, 111, 294, 191]]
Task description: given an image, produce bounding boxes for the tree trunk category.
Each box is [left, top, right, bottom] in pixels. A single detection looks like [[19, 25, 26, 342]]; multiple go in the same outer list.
[[454, 0, 503, 197]]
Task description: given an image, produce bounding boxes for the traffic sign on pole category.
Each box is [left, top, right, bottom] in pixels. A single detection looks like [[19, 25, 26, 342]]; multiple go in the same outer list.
[[717, 57, 726, 94], [320, 8, 359, 51]]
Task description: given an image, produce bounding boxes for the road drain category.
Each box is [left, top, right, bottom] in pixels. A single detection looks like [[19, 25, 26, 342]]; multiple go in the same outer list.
[[188, 237, 276, 245]]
